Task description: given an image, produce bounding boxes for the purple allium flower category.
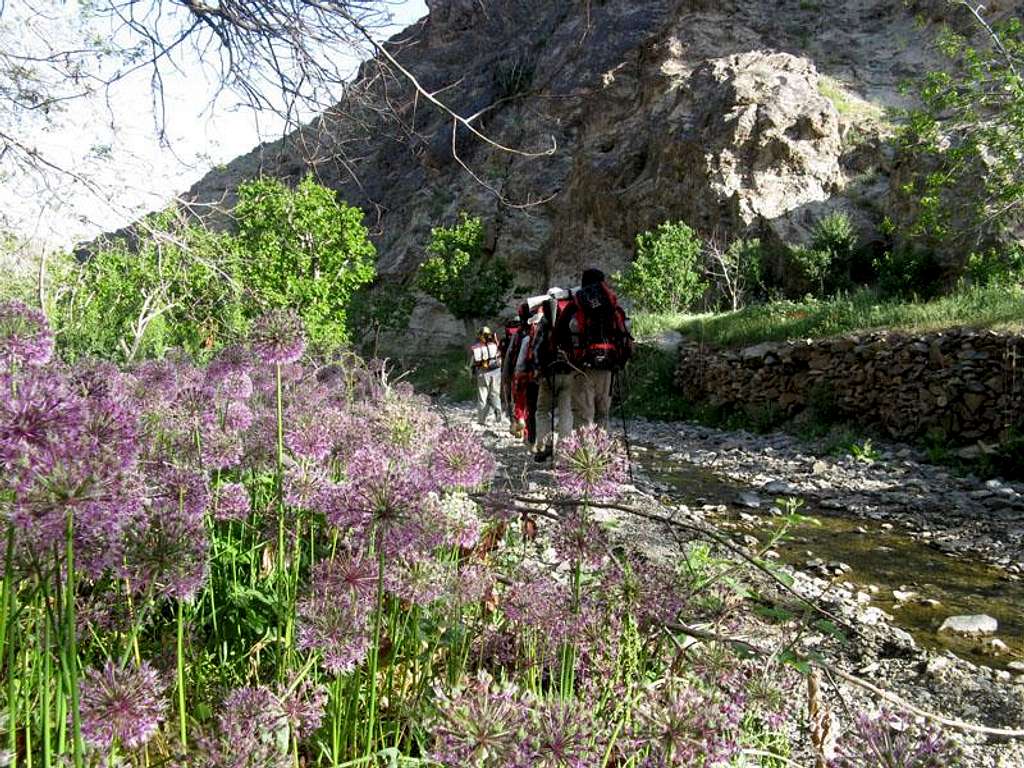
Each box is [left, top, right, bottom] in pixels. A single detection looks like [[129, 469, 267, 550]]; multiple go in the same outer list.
[[432, 428, 495, 489], [310, 551, 379, 604], [277, 679, 328, 740], [554, 425, 628, 501], [122, 499, 209, 601], [632, 680, 743, 767], [249, 310, 306, 365], [297, 558, 373, 676], [215, 370, 254, 402], [437, 491, 483, 550], [213, 482, 250, 522], [502, 567, 579, 648], [450, 563, 495, 606], [195, 686, 290, 768], [386, 556, 452, 606], [223, 401, 255, 433], [283, 460, 330, 509], [830, 709, 962, 768], [432, 671, 527, 767], [0, 371, 85, 484], [522, 698, 602, 768], [78, 661, 166, 750], [551, 507, 606, 569], [200, 426, 243, 470], [284, 411, 334, 461], [133, 359, 179, 401], [157, 466, 211, 522], [0, 300, 54, 367], [331, 443, 438, 556]]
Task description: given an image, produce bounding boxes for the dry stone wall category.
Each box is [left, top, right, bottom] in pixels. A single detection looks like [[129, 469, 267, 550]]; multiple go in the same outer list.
[[674, 329, 1024, 444]]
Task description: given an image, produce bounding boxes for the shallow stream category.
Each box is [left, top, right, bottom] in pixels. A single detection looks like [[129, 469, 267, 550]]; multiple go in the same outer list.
[[635, 446, 1024, 670]]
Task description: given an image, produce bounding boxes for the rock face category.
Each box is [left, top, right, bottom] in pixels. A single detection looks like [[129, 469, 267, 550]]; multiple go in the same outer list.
[[674, 328, 1024, 444], [177, 0, 1017, 342]]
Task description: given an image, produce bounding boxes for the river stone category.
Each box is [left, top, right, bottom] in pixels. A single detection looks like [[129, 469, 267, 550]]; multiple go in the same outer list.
[[981, 638, 1010, 657], [892, 589, 918, 603], [938, 614, 999, 636], [925, 656, 952, 676], [735, 492, 762, 509]]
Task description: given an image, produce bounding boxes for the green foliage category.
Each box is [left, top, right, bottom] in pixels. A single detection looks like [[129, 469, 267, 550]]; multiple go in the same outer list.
[[965, 243, 1024, 287], [785, 212, 859, 297], [348, 280, 416, 355], [874, 247, 943, 299], [708, 238, 766, 311], [848, 438, 881, 464], [54, 210, 245, 362], [619, 221, 707, 313], [400, 347, 479, 402], [898, 13, 1024, 246], [677, 283, 1024, 348], [234, 174, 376, 351], [416, 213, 512, 320]]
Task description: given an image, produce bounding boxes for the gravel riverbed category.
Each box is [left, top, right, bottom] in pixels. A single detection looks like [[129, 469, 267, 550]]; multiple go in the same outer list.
[[439, 401, 1024, 767]]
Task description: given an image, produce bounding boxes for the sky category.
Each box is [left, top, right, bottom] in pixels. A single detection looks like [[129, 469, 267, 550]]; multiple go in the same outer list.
[[0, 0, 429, 249]]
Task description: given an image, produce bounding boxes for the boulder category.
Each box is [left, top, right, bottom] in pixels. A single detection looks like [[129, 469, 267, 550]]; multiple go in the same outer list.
[[938, 614, 999, 637]]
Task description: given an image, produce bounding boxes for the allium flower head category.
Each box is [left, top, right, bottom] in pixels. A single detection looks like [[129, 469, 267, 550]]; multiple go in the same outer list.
[[195, 686, 290, 768], [523, 698, 602, 768], [297, 557, 374, 675], [213, 482, 250, 522], [278, 680, 328, 740], [633, 680, 743, 767], [78, 661, 166, 750], [0, 300, 54, 367], [830, 709, 962, 768], [432, 671, 527, 767], [432, 427, 496, 489], [223, 400, 255, 432], [438, 491, 484, 550], [554, 426, 627, 501], [249, 310, 306, 365]]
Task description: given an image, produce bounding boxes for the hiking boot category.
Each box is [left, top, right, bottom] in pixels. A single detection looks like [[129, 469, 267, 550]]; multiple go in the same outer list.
[[534, 446, 553, 463]]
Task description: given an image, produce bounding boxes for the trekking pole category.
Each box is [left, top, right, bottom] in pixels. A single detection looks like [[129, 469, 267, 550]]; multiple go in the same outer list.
[[614, 369, 636, 485]]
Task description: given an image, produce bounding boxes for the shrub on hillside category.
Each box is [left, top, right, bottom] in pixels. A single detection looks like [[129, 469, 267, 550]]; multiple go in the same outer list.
[[234, 174, 377, 351], [874, 247, 944, 300], [416, 212, 512, 320], [965, 244, 1024, 287], [619, 221, 707, 313]]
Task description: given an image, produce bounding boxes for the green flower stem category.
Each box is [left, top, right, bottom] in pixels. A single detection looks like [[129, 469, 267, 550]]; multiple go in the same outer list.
[[176, 599, 187, 752], [65, 510, 83, 768]]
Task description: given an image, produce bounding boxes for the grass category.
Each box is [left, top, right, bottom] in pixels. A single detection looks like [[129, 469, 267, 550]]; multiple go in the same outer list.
[[398, 347, 478, 402], [673, 284, 1024, 349]]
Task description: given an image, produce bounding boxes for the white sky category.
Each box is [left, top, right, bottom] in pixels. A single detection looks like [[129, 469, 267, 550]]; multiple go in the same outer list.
[[0, 0, 428, 250]]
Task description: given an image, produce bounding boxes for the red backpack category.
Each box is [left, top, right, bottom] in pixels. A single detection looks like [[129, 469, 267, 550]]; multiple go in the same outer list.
[[566, 283, 633, 370]]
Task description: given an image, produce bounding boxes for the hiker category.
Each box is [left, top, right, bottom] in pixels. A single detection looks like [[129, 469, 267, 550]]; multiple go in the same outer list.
[[499, 313, 523, 432], [533, 291, 576, 461], [511, 304, 543, 442], [556, 268, 634, 430], [469, 326, 503, 426]]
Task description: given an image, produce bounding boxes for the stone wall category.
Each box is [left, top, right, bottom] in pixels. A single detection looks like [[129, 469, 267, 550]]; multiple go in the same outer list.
[[674, 329, 1024, 444]]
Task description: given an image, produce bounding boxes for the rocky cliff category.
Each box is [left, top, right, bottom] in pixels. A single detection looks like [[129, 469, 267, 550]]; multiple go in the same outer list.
[[179, 0, 1020, 343]]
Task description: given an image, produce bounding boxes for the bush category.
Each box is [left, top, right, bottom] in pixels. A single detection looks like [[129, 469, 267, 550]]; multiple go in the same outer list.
[[619, 221, 707, 313], [416, 212, 512, 320], [234, 174, 377, 351], [54, 210, 246, 362], [874, 247, 944, 299], [705, 237, 766, 311], [965, 244, 1024, 287]]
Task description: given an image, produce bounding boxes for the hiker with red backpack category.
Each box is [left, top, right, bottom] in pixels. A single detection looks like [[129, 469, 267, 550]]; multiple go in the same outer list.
[[556, 268, 634, 430]]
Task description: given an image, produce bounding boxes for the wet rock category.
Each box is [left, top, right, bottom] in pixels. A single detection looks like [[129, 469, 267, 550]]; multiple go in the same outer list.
[[735, 492, 762, 509], [938, 614, 999, 637]]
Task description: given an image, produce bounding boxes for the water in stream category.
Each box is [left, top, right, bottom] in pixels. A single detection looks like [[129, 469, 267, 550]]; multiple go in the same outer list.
[[635, 446, 1024, 670]]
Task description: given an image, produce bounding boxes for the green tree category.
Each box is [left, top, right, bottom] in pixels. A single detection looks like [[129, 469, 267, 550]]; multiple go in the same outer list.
[[619, 221, 707, 313], [899, 7, 1024, 249], [415, 213, 512, 319], [54, 210, 245, 362], [234, 175, 377, 350]]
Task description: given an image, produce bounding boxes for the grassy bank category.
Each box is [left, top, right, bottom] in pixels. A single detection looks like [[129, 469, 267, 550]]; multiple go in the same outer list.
[[674, 284, 1024, 349]]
